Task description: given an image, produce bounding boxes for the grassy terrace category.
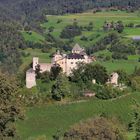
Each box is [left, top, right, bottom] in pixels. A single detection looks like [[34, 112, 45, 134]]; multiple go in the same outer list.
[[17, 92, 139, 140]]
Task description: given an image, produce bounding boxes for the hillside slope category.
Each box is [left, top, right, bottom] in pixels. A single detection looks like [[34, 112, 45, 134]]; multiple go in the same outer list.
[[0, 0, 139, 24]]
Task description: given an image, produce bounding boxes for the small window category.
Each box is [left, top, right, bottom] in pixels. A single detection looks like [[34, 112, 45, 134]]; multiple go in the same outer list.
[[71, 62, 73, 64]]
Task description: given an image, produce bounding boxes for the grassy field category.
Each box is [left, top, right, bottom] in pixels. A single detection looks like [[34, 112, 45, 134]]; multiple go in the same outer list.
[[94, 50, 140, 74], [42, 11, 140, 46], [22, 31, 45, 43], [17, 92, 140, 140], [96, 58, 140, 74], [22, 11, 140, 46]]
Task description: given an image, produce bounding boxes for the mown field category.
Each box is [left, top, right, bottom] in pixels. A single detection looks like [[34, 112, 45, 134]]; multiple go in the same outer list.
[[16, 92, 140, 140]]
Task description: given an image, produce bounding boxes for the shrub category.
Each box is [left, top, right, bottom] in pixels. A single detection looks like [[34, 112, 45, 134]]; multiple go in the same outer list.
[[64, 117, 126, 140], [96, 85, 125, 100], [60, 24, 82, 39]]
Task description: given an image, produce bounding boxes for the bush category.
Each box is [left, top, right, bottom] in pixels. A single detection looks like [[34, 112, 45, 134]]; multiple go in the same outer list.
[[48, 26, 55, 32], [112, 53, 128, 60], [64, 117, 126, 140], [126, 23, 134, 28], [96, 85, 124, 100], [131, 76, 140, 91], [60, 24, 82, 39], [80, 36, 88, 41], [57, 19, 62, 24]]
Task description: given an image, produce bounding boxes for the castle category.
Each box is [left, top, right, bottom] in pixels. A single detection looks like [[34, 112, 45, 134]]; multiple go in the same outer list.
[[26, 44, 94, 88]]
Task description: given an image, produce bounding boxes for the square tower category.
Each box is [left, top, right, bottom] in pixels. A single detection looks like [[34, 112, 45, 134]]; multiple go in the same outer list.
[[33, 57, 39, 70]]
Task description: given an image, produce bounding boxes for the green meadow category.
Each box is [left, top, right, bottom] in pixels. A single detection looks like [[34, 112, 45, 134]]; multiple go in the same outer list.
[[17, 92, 140, 140], [22, 31, 45, 43], [22, 11, 140, 46], [96, 59, 140, 74], [42, 11, 140, 46]]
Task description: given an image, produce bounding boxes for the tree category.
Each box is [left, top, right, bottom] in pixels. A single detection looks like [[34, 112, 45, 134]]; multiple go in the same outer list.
[[64, 117, 126, 140], [131, 76, 140, 91], [0, 72, 24, 139], [84, 64, 109, 84], [116, 70, 130, 85], [115, 21, 124, 33], [136, 118, 140, 140], [71, 63, 108, 85], [60, 23, 82, 39], [35, 64, 41, 79], [48, 26, 55, 32], [51, 74, 70, 101], [50, 64, 62, 80], [133, 67, 140, 76], [95, 84, 124, 100], [40, 71, 51, 83], [0, 22, 25, 73], [70, 63, 85, 82]]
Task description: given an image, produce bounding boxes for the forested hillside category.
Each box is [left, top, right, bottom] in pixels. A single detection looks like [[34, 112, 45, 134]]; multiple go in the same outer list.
[[0, 0, 140, 26], [0, 22, 25, 73]]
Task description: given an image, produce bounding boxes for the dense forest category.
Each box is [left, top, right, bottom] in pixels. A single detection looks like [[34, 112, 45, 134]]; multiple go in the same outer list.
[[0, 0, 140, 27], [0, 21, 25, 74]]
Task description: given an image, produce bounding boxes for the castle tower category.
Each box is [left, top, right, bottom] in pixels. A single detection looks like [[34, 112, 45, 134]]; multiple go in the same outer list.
[[33, 57, 39, 70], [52, 51, 63, 64], [110, 72, 119, 85], [26, 69, 36, 89]]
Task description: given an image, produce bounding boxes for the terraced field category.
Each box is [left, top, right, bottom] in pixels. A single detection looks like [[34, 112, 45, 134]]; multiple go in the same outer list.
[[22, 11, 140, 47]]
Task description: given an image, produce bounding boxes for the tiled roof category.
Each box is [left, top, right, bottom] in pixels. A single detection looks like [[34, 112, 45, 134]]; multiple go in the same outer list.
[[72, 43, 83, 51], [67, 53, 84, 59]]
